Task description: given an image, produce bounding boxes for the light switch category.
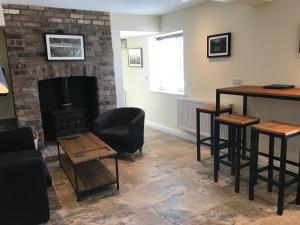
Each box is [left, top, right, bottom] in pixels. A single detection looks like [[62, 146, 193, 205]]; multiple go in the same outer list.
[[232, 78, 243, 85]]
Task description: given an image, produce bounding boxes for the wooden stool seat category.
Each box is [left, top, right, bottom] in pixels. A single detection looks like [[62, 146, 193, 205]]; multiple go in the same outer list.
[[252, 121, 300, 137], [196, 104, 232, 161], [197, 105, 232, 114], [215, 114, 260, 126]]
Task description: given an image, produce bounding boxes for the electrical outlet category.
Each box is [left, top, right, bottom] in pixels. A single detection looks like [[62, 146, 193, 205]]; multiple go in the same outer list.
[[232, 78, 243, 85]]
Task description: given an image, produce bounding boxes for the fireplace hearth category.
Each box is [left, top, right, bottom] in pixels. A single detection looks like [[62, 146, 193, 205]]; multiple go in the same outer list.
[[38, 76, 98, 141]]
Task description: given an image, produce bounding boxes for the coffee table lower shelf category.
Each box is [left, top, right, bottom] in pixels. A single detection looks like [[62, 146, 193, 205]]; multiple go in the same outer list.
[[60, 156, 119, 201]]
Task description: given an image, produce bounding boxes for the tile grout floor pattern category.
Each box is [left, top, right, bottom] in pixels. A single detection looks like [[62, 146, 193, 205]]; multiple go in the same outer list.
[[45, 127, 300, 225]]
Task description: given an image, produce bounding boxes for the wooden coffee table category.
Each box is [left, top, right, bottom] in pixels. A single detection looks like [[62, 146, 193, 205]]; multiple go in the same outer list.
[[57, 132, 119, 201]]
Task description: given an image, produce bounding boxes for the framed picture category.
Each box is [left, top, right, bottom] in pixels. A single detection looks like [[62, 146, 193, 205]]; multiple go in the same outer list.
[[45, 34, 85, 61], [128, 48, 143, 67], [121, 39, 127, 49], [207, 32, 231, 58]]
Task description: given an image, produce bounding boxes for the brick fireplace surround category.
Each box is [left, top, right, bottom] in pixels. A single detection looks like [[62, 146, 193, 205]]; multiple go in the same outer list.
[[2, 4, 116, 147]]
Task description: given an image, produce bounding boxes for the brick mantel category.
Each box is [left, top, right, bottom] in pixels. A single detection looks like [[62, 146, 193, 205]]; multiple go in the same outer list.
[[2, 4, 116, 147]]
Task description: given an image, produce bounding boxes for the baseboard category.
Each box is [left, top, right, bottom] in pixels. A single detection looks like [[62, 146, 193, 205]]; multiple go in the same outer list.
[[146, 120, 298, 174], [145, 120, 196, 143]]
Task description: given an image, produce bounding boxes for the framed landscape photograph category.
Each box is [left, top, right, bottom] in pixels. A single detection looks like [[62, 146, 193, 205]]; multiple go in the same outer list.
[[45, 34, 85, 61], [207, 32, 231, 58], [128, 48, 143, 67]]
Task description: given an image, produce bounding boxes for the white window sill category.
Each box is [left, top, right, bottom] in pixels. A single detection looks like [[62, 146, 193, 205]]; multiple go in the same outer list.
[[150, 89, 185, 96]]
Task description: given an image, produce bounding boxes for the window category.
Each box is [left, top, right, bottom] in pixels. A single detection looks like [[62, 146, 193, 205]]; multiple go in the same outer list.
[[149, 31, 184, 95]]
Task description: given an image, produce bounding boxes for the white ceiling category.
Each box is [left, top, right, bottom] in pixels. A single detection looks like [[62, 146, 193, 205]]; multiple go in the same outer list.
[[0, 0, 272, 15], [0, 0, 208, 15]]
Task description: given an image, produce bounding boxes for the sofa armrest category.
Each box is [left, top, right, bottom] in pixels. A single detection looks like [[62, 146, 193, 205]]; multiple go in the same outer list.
[[130, 111, 145, 127], [0, 155, 50, 224], [0, 127, 35, 154], [129, 110, 145, 136]]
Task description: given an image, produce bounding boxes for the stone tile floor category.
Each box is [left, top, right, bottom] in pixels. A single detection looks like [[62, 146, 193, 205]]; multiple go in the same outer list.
[[45, 127, 300, 225]]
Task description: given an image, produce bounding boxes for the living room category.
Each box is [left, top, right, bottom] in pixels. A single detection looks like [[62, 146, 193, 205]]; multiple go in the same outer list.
[[1, 0, 300, 224]]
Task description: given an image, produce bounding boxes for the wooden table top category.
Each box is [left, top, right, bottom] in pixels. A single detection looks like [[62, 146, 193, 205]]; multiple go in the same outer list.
[[217, 85, 300, 99], [57, 132, 117, 165], [197, 104, 232, 113]]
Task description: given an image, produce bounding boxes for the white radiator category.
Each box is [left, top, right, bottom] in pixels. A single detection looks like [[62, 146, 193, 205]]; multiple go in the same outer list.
[[177, 97, 231, 139]]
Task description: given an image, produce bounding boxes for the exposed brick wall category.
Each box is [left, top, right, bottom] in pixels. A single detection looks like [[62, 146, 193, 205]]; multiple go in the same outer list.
[[2, 4, 116, 146]]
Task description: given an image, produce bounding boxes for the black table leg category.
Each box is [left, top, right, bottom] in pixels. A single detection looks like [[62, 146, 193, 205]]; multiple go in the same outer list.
[[242, 95, 248, 160], [74, 165, 80, 201], [231, 127, 236, 176], [214, 120, 220, 182], [216, 91, 221, 115], [235, 126, 242, 193], [228, 126, 232, 162], [268, 136, 275, 192], [57, 142, 61, 168], [249, 128, 259, 201], [210, 113, 214, 156], [277, 137, 287, 216], [297, 151, 300, 205], [196, 109, 201, 161], [115, 158, 119, 190]]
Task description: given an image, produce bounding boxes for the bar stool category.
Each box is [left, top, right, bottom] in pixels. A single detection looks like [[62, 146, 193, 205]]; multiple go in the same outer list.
[[214, 114, 260, 193], [196, 104, 232, 161], [249, 121, 300, 215]]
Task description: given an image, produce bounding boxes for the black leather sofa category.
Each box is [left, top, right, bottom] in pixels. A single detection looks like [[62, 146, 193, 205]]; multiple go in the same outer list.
[[93, 107, 145, 161], [0, 127, 52, 225]]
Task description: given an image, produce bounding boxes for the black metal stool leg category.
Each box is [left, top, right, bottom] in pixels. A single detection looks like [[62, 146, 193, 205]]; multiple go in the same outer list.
[[214, 120, 220, 182], [253, 132, 259, 186], [268, 136, 275, 192], [242, 127, 247, 160], [210, 113, 214, 156], [235, 126, 242, 193], [231, 127, 236, 176], [228, 126, 232, 162], [249, 128, 259, 201], [277, 137, 287, 216], [297, 151, 300, 205], [196, 109, 201, 161], [296, 151, 300, 205]]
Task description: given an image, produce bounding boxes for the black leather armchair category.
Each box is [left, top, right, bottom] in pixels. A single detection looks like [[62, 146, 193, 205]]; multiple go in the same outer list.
[[0, 127, 52, 225], [92, 107, 145, 161]]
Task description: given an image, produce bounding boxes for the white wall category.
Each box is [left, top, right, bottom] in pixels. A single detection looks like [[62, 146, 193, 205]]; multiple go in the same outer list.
[[110, 13, 160, 107], [0, 4, 5, 26], [110, 13, 160, 32], [122, 37, 177, 128], [122, 36, 196, 141], [122, 0, 300, 160]]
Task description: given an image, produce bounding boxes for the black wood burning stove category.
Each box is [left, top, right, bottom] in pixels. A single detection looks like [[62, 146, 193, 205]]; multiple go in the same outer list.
[[51, 78, 88, 137], [38, 76, 98, 141]]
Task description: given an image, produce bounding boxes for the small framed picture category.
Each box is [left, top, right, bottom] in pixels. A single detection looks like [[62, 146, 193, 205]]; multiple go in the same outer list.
[[45, 34, 85, 61], [207, 32, 231, 58], [128, 48, 143, 67], [121, 39, 127, 49]]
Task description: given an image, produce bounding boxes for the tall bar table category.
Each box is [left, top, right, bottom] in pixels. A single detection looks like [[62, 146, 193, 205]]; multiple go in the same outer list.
[[214, 85, 300, 181]]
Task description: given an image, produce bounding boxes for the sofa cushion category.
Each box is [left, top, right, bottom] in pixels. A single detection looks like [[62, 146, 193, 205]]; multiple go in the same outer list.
[[99, 126, 129, 139], [0, 150, 52, 188]]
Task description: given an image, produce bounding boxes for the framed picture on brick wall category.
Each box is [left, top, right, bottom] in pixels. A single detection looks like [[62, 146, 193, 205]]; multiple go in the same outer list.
[[45, 34, 85, 61]]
